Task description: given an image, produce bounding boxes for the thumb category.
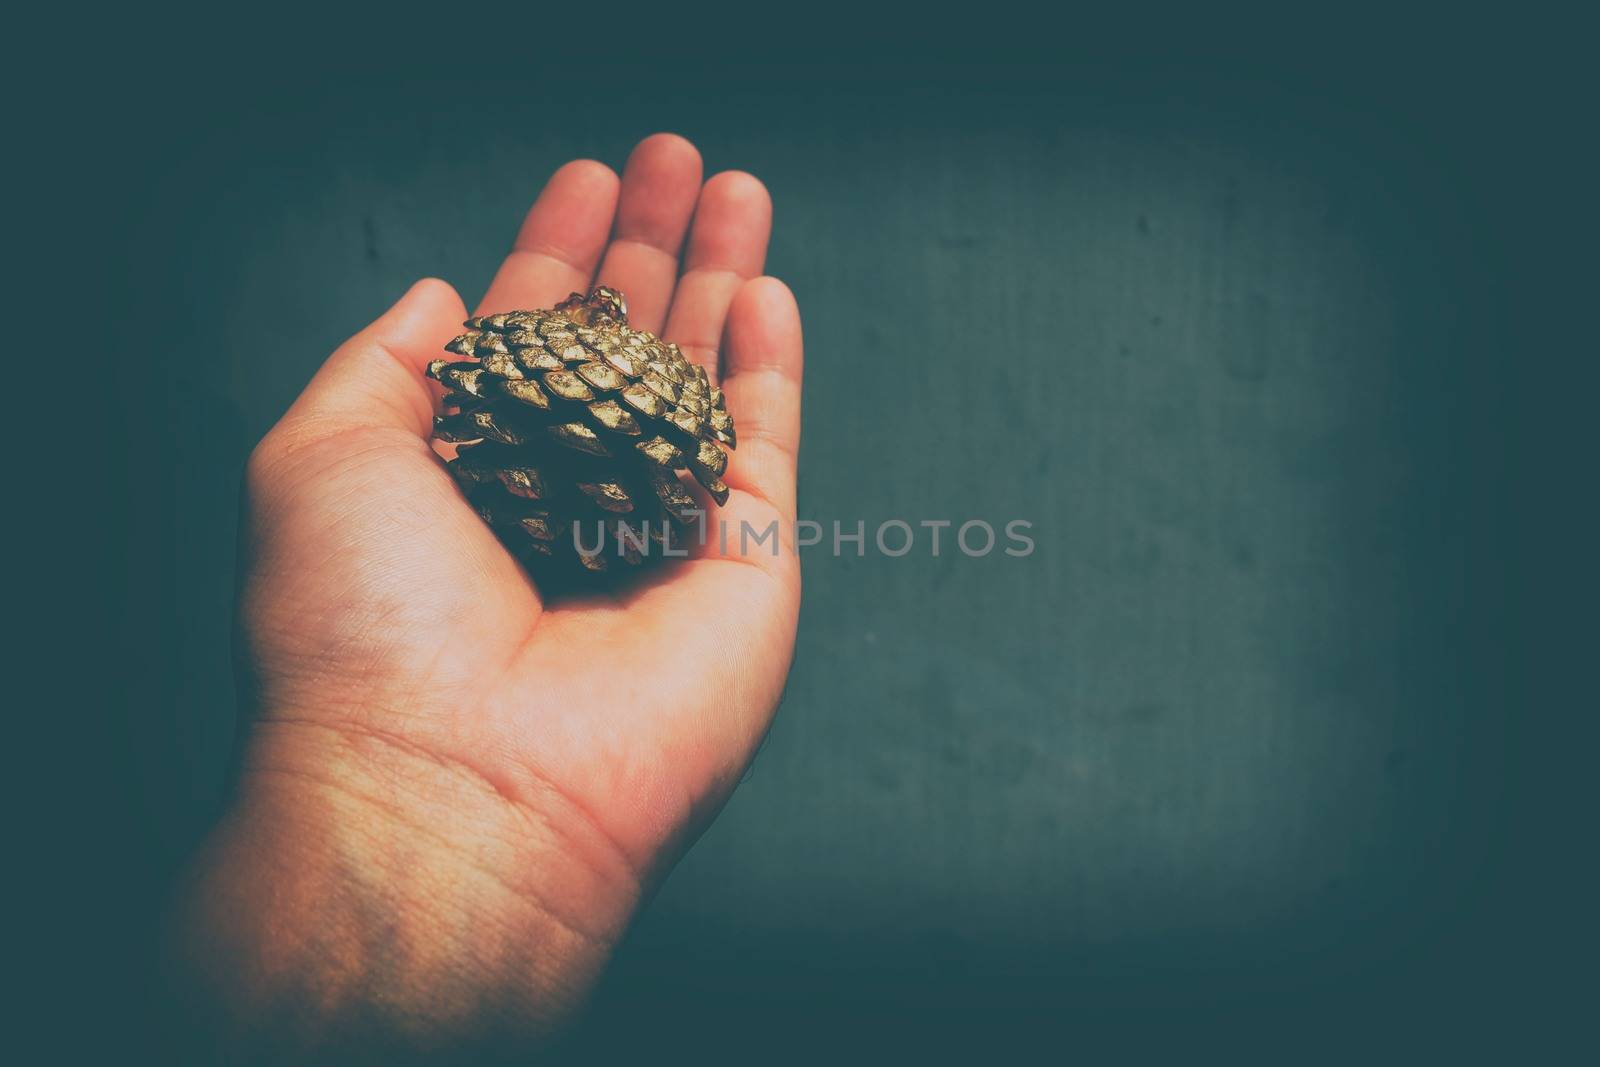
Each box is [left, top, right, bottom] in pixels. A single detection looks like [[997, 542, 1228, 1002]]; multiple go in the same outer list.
[[273, 278, 467, 447]]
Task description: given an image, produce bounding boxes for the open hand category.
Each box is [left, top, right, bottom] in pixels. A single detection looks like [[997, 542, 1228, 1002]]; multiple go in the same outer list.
[[177, 134, 802, 1053]]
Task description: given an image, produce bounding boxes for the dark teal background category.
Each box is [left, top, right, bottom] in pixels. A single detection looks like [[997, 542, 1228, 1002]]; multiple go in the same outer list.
[[38, 32, 1586, 1063]]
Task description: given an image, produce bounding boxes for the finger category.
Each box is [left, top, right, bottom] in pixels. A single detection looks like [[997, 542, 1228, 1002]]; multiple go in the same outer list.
[[476, 160, 620, 316], [719, 277, 803, 522], [273, 278, 468, 445], [594, 133, 703, 334], [662, 171, 772, 386]]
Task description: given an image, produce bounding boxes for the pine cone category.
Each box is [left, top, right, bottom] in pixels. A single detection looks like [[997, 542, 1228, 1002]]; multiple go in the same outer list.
[[427, 286, 735, 576]]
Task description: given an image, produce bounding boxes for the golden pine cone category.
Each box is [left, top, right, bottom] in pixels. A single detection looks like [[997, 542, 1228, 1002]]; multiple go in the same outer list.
[[428, 286, 735, 575]]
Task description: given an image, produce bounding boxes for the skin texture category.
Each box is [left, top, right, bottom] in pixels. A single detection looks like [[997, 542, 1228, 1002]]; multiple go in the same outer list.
[[172, 134, 803, 1061]]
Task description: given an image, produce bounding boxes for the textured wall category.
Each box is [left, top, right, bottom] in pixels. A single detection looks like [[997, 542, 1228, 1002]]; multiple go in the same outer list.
[[88, 61, 1527, 1056]]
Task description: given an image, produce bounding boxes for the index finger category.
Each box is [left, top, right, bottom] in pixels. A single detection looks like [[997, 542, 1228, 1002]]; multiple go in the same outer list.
[[475, 160, 619, 316]]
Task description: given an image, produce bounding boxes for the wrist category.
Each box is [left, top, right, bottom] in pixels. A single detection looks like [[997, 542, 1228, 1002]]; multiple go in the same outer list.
[[172, 716, 639, 1054]]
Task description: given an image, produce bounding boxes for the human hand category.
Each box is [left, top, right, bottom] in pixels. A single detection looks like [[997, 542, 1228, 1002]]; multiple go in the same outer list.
[[174, 134, 801, 1054]]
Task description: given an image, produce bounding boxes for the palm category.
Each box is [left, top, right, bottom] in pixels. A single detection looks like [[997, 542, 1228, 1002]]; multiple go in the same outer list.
[[240, 136, 802, 885]]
